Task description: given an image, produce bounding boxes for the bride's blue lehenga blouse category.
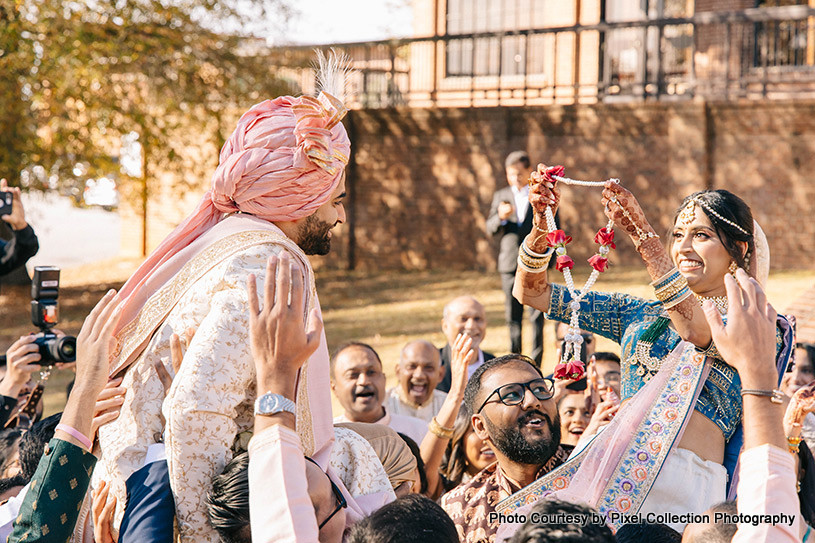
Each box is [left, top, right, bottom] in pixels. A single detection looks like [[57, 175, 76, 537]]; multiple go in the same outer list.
[[547, 283, 789, 490]]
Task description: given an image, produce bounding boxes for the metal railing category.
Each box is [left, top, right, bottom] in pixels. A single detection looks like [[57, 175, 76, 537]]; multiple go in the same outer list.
[[269, 5, 815, 108]]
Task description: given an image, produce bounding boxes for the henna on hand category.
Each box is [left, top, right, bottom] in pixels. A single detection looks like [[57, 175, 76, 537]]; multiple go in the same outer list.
[[788, 382, 815, 426], [667, 297, 695, 321], [637, 237, 674, 280], [602, 183, 657, 243], [527, 165, 562, 253], [513, 266, 552, 312]]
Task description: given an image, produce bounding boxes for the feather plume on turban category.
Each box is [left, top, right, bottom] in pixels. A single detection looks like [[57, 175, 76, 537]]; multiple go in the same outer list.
[[114, 51, 351, 335]]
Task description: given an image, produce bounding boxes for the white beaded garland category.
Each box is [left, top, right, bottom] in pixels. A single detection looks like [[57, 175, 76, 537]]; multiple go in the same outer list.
[[545, 173, 619, 370]]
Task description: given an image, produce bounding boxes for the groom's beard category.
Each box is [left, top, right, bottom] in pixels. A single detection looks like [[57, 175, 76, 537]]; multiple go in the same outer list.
[[297, 215, 335, 255]]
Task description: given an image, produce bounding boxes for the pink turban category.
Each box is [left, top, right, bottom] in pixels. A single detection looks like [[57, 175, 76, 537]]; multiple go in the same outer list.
[[211, 93, 350, 220], [113, 92, 349, 334]]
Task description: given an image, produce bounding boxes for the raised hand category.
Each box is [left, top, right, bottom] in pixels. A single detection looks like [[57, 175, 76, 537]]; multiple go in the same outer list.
[[0, 335, 41, 399], [529, 164, 562, 225], [785, 381, 815, 436], [450, 333, 476, 396], [0, 179, 27, 230], [75, 290, 123, 398], [702, 269, 778, 389], [247, 252, 323, 399], [600, 181, 656, 245], [578, 399, 619, 447]]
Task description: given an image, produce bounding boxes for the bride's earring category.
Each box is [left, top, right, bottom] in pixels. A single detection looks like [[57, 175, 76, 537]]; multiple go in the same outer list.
[[728, 261, 738, 276]]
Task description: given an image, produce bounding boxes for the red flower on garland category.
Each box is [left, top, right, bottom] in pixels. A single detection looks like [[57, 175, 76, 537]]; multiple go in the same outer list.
[[566, 360, 585, 379], [546, 230, 572, 248], [553, 359, 586, 380], [594, 227, 616, 249], [588, 254, 609, 272], [556, 255, 574, 271], [543, 165, 566, 184]]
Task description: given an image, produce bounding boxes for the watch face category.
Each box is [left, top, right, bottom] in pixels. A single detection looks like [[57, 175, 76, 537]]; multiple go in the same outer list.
[[264, 395, 280, 412], [256, 393, 295, 415]]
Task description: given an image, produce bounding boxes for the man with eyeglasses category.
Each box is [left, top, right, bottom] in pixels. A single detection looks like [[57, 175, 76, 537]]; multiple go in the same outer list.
[[440, 354, 572, 543]]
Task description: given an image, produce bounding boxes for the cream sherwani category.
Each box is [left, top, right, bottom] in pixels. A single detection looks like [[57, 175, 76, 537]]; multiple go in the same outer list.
[[94, 216, 331, 543]]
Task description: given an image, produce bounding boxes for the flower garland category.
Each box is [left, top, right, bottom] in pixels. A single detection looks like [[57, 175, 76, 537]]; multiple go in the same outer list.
[[542, 168, 619, 380]]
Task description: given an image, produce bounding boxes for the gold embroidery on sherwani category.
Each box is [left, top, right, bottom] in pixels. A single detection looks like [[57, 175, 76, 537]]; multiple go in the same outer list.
[[112, 230, 316, 376], [96, 230, 319, 542]]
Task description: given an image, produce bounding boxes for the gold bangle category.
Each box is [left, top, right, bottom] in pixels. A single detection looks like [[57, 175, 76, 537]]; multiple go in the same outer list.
[[788, 435, 803, 454], [428, 417, 454, 440]]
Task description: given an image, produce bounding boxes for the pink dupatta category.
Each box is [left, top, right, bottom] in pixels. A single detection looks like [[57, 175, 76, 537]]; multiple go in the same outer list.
[[495, 342, 710, 540]]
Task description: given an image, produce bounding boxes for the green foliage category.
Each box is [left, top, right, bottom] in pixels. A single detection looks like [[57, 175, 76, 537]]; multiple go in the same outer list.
[[0, 0, 295, 197]]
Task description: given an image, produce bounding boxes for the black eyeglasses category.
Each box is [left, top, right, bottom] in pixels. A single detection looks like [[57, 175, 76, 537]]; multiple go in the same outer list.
[[305, 457, 347, 529], [476, 377, 555, 414], [319, 476, 347, 529]]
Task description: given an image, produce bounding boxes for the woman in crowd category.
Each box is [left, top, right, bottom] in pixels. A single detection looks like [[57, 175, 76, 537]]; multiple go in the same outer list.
[[438, 406, 495, 492], [556, 394, 590, 448], [510, 165, 793, 528]]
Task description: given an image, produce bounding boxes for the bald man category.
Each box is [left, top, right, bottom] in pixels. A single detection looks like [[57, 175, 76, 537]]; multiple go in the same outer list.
[[436, 296, 495, 393], [385, 340, 448, 422]]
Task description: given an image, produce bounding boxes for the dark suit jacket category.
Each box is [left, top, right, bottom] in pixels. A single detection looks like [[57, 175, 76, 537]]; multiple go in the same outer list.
[[436, 344, 495, 393], [486, 186, 534, 274]]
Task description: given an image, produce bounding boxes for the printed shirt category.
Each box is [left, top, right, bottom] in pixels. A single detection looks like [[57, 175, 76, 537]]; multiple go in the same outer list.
[[440, 445, 572, 543], [8, 438, 97, 543]]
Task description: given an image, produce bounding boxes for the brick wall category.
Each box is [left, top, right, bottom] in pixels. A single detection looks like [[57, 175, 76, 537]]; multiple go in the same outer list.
[[122, 100, 815, 272]]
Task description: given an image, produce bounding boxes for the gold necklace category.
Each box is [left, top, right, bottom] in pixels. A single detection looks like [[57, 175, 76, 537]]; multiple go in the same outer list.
[[695, 295, 728, 315]]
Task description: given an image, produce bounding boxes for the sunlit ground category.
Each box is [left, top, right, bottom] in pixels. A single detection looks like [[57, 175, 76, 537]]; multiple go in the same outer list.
[[1, 258, 812, 417]]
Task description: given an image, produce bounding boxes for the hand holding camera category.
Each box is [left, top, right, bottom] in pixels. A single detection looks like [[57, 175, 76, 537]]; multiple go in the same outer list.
[[0, 335, 41, 400], [0, 178, 27, 231], [30, 267, 76, 364]]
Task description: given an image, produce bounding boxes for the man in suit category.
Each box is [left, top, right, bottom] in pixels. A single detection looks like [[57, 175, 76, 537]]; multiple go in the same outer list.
[[436, 296, 494, 393], [486, 151, 545, 366]]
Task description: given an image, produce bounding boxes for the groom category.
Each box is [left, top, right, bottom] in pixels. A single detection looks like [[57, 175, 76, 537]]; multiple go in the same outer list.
[[95, 79, 351, 541]]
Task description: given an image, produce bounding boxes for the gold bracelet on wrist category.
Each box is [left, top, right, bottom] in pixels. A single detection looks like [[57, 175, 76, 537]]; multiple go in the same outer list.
[[428, 417, 455, 440], [517, 245, 554, 273], [651, 268, 692, 309], [787, 435, 803, 454]]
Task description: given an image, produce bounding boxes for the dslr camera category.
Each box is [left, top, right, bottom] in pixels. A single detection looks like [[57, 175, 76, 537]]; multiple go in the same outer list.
[[30, 266, 76, 364]]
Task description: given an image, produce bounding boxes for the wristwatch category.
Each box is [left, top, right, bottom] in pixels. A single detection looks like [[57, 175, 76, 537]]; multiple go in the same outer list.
[[254, 393, 297, 417]]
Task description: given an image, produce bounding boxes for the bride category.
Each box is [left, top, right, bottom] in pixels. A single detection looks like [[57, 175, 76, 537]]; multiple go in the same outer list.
[[502, 165, 792, 531]]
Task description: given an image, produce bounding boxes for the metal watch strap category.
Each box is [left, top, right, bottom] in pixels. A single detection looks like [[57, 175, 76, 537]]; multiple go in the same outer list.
[[254, 392, 297, 416]]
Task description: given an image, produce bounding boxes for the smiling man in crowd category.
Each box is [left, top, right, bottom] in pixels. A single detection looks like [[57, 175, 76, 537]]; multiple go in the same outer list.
[[385, 340, 447, 423], [331, 342, 428, 446], [441, 354, 571, 543], [437, 296, 495, 393]]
